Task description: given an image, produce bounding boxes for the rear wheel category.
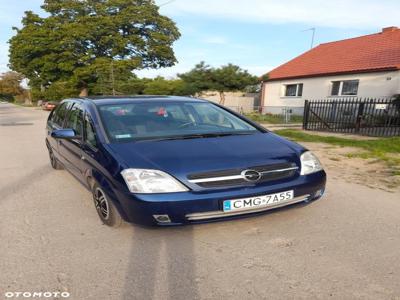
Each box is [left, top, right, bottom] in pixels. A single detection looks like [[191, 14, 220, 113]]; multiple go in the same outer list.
[[47, 146, 63, 170], [92, 183, 122, 227]]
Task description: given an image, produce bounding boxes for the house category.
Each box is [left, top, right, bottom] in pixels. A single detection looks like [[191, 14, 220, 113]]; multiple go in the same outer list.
[[261, 26, 400, 115]]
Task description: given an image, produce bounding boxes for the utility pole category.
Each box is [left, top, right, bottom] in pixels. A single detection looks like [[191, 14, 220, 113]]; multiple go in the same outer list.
[[310, 27, 315, 49], [110, 59, 116, 96]]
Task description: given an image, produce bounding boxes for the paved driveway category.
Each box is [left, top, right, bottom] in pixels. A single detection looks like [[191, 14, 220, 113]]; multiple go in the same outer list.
[[1, 103, 400, 300]]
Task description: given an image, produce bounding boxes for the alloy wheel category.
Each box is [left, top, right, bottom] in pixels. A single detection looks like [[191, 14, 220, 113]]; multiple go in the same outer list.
[[94, 188, 110, 220]]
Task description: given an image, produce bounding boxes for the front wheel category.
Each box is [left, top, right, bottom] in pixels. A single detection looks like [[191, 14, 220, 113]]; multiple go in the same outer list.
[[47, 146, 63, 170], [92, 183, 122, 227]]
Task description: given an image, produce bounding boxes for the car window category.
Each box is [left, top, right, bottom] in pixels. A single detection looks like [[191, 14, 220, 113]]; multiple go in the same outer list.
[[50, 102, 70, 128], [65, 103, 84, 136], [98, 101, 258, 142], [194, 104, 236, 129], [84, 114, 97, 148], [48, 109, 56, 126]]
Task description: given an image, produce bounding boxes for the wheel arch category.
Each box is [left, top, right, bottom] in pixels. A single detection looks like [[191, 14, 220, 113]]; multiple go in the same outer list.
[[86, 169, 130, 222]]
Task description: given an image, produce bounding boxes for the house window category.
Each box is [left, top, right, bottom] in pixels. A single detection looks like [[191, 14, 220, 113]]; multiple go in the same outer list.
[[284, 83, 303, 97], [331, 80, 359, 96], [342, 80, 359, 95], [331, 81, 340, 96]]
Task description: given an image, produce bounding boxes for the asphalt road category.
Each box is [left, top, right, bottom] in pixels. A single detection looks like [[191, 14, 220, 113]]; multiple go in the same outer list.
[[1, 103, 400, 300]]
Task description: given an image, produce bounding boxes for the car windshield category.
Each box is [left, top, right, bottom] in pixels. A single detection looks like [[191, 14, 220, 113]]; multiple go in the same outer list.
[[98, 101, 259, 142]]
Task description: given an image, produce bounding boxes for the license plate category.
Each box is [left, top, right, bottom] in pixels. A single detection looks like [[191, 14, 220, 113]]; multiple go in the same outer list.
[[223, 190, 294, 212]]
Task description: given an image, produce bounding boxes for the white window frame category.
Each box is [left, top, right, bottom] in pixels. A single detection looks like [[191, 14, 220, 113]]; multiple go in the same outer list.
[[282, 83, 303, 97], [330, 80, 359, 96]]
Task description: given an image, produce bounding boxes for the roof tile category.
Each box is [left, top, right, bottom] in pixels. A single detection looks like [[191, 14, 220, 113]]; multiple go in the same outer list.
[[267, 28, 400, 80]]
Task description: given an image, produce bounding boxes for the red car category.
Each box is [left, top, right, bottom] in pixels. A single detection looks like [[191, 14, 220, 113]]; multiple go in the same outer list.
[[42, 102, 57, 111]]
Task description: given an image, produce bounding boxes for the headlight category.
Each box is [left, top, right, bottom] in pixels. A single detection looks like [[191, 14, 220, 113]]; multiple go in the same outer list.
[[121, 169, 189, 193], [300, 151, 323, 175]]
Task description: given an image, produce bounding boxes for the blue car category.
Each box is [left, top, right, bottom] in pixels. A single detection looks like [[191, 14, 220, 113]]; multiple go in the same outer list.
[[46, 96, 326, 227]]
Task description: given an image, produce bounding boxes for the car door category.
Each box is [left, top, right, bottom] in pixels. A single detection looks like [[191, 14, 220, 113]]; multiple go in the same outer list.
[[46, 101, 71, 158], [58, 102, 85, 181], [80, 112, 101, 186]]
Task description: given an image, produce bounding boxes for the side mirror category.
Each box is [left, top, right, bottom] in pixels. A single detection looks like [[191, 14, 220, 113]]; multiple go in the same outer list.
[[51, 129, 80, 140]]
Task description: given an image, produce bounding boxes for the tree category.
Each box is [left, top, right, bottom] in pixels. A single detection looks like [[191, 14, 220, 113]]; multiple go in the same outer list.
[[88, 63, 144, 96], [212, 64, 259, 105], [179, 62, 259, 104], [9, 0, 181, 97], [142, 77, 195, 96], [260, 74, 269, 82], [32, 80, 78, 101], [178, 62, 214, 93], [0, 71, 26, 102]]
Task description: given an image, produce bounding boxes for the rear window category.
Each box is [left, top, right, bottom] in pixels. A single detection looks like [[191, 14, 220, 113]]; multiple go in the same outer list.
[[97, 101, 258, 142]]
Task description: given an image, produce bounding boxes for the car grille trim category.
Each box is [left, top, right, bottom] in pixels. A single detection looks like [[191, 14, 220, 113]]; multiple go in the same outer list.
[[188, 174, 243, 183], [188, 166, 299, 184], [186, 194, 310, 221]]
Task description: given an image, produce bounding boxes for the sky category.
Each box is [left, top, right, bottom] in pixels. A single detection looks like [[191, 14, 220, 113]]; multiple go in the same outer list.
[[0, 0, 399, 78]]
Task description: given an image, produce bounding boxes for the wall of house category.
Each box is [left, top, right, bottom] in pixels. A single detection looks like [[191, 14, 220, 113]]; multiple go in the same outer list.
[[200, 91, 257, 113], [262, 70, 400, 115]]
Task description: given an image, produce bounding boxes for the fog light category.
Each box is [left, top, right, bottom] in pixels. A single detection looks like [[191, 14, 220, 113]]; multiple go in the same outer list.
[[314, 189, 324, 198], [153, 215, 171, 223]]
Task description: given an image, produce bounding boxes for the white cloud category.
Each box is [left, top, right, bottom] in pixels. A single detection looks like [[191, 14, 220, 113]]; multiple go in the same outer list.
[[160, 0, 400, 29]]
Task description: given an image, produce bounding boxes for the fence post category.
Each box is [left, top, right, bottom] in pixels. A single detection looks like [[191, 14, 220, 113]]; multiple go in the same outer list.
[[355, 102, 365, 133], [303, 100, 309, 130]]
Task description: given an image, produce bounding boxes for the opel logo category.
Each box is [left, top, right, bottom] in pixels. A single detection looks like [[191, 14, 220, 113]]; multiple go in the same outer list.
[[241, 169, 262, 182]]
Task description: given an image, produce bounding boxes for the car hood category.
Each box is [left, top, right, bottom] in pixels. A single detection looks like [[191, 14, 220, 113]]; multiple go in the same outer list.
[[107, 132, 303, 178]]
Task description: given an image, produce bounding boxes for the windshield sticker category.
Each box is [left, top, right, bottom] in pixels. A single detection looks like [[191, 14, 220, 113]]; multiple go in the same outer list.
[[115, 134, 132, 139]]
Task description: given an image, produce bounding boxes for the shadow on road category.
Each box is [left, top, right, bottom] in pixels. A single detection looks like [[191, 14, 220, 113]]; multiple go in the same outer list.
[[122, 226, 199, 300], [0, 165, 51, 201]]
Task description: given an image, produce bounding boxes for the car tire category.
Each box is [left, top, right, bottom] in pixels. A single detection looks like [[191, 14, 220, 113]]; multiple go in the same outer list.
[[92, 183, 122, 228], [47, 146, 63, 170]]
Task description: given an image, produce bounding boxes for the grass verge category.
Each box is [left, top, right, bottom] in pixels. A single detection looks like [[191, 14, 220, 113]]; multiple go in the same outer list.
[[245, 113, 303, 124], [274, 129, 400, 175], [12, 102, 34, 107]]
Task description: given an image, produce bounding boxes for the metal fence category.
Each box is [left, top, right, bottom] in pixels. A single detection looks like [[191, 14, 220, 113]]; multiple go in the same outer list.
[[303, 98, 400, 137]]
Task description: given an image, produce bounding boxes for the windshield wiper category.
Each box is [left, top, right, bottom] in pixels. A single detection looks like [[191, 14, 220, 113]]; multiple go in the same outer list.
[[136, 132, 255, 142], [184, 132, 255, 139]]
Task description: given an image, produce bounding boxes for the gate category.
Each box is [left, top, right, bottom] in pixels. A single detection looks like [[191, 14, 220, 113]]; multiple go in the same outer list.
[[303, 98, 400, 137]]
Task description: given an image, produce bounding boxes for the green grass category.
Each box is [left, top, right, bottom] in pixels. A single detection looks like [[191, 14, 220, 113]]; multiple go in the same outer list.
[[274, 129, 400, 153], [245, 113, 303, 124], [274, 129, 400, 175]]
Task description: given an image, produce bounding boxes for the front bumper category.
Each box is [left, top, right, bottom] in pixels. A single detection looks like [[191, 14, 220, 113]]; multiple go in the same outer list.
[[185, 194, 311, 221], [113, 171, 326, 226]]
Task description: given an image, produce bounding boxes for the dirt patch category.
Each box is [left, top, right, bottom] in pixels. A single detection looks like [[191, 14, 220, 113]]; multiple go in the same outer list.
[[302, 142, 400, 192], [295, 130, 380, 140]]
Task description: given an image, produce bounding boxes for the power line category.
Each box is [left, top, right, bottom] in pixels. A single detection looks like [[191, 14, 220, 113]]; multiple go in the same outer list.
[[159, 0, 176, 7]]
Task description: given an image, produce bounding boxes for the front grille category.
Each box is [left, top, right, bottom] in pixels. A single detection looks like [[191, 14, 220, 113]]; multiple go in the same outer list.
[[187, 162, 298, 188]]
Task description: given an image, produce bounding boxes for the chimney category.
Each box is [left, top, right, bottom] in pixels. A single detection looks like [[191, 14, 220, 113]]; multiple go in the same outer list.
[[382, 26, 399, 33]]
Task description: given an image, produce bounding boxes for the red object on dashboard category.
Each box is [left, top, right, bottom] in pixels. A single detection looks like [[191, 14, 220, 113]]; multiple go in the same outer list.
[[157, 107, 166, 116]]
